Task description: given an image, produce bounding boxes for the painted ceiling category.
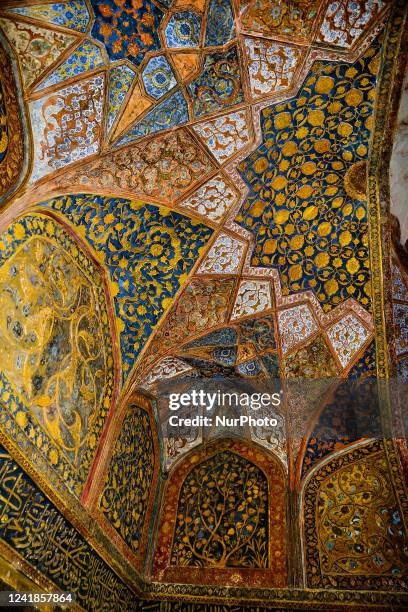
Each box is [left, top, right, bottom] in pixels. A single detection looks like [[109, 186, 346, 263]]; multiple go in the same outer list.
[[0, 0, 400, 474], [0, 0, 408, 606]]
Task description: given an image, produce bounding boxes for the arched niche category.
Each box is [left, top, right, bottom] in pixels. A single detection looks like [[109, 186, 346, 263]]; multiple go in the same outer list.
[[152, 438, 287, 588], [302, 439, 408, 590], [90, 392, 161, 573]]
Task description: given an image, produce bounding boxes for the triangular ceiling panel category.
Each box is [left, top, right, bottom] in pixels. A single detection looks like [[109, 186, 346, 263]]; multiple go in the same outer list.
[[0, 17, 77, 87], [4, 1, 90, 33]]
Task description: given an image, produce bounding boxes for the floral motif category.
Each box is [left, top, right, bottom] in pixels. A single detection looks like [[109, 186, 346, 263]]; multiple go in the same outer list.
[[137, 278, 235, 375], [116, 89, 189, 144], [5, 1, 90, 33], [107, 64, 136, 133], [46, 194, 213, 380], [164, 11, 201, 48], [36, 40, 104, 91], [231, 280, 272, 320], [278, 304, 318, 354], [178, 175, 238, 222], [392, 262, 408, 302], [205, 0, 235, 46], [0, 215, 114, 496], [99, 405, 156, 555], [142, 55, 177, 99], [304, 442, 408, 590], [318, 0, 386, 48], [197, 233, 245, 274], [237, 45, 380, 310], [326, 313, 370, 367], [284, 334, 338, 378], [0, 18, 76, 88], [90, 0, 164, 66], [141, 357, 192, 389], [53, 129, 215, 201], [0, 40, 26, 205], [244, 38, 302, 98], [188, 46, 244, 118], [30, 75, 104, 181], [193, 109, 251, 163], [153, 440, 287, 587], [170, 451, 269, 568], [239, 0, 320, 43], [393, 304, 408, 356]]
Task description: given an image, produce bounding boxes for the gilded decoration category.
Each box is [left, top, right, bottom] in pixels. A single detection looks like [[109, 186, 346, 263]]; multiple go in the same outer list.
[[0, 0, 406, 607], [237, 43, 380, 312], [153, 440, 287, 588], [0, 36, 27, 207], [303, 440, 408, 590], [170, 450, 269, 568], [98, 401, 159, 570], [0, 446, 135, 609], [0, 214, 115, 497], [44, 194, 213, 381]]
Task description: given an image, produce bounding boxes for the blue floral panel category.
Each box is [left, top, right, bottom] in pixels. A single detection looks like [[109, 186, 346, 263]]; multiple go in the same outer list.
[[116, 89, 189, 145], [205, 0, 235, 46], [142, 55, 177, 99], [35, 40, 104, 90], [6, 1, 90, 33]]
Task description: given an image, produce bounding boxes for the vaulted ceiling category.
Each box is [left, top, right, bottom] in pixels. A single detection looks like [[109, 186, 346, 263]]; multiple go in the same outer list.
[[0, 0, 407, 608]]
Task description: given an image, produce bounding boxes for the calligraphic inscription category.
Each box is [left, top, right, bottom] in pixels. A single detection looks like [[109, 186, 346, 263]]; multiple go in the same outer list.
[[0, 447, 135, 609]]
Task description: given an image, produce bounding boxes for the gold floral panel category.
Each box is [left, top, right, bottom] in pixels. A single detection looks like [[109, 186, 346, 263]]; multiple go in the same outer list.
[[303, 440, 408, 590], [0, 214, 116, 498]]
